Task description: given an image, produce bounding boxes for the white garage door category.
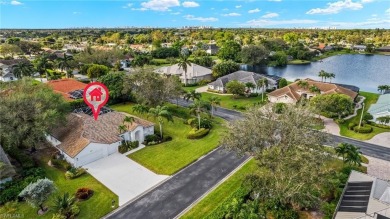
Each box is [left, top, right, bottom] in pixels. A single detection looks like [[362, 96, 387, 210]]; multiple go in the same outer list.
[[78, 150, 104, 166]]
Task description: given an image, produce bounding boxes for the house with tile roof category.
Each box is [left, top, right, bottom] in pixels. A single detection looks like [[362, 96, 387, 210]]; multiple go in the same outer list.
[[368, 94, 390, 124], [154, 63, 212, 85], [208, 70, 280, 94], [267, 78, 358, 104], [333, 171, 390, 219], [46, 111, 154, 167], [47, 79, 87, 101]]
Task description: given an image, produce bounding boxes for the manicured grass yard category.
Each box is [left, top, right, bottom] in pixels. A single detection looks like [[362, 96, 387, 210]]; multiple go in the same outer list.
[[111, 103, 226, 175], [183, 85, 203, 92], [182, 159, 257, 219], [199, 92, 267, 111], [339, 91, 389, 140], [288, 59, 311, 65], [0, 155, 118, 219]]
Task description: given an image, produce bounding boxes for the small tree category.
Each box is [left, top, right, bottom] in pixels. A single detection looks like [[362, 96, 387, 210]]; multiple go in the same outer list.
[[335, 143, 362, 167], [177, 55, 192, 86], [149, 105, 173, 139], [278, 78, 288, 88], [209, 96, 221, 117], [52, 193, 78, 218], [226, 80, 245, 98], [212, 60, 240, 78], [184, 90, 202, 102], [87, 64, 109, 81], [190, 100, 211, 130], [257, 78, 268, 102], [19, 178, 56, 213]]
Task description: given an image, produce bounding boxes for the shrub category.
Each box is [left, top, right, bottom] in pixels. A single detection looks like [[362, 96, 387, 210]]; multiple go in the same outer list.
[[144, 134, 160, 144], [6, 149, 35, 169], [354, 126, 373, 133], [198, 79, 211, 86], [163, 136, 172, 142], [51, 159, 71, 171], [248, 93, 258, 97], [65, 168, 86, 180], [75, 188, 93, 200], [52, 213, 66, 219], [370, 122, 390, 129], [118, 145, 128, 154], [348, 122, 357, 130], [188, 118, 212, 129], [187, 128, 210, 139], [334, 119, 345, 124]]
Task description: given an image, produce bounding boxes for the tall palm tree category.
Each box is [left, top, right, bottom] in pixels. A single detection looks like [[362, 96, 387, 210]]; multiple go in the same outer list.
[[335, 143, 362, 166], [177, 55, 191, 86], [245, 82, 256, 95], [318, 70, 326, 82], [378, 85, 389, 94], [334, 143, 349, 163], [12, 61, 34, 79], [209, 96, 221, 117], [123, 116, 135, 129], [328, 73, 336, 83], [184, 90, 201, 102], [57, 53, 74, 78], [257, 78, 268, 102], [34, 54, 52, 81], [190, 100, 211, 130], [118, 124, 127, 134], [149, 105, 173, 139]]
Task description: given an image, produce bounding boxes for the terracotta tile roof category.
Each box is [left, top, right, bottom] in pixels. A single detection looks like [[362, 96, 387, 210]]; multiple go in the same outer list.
[[268, 78, 358, 102], [47, 79, 87, 101], [50, 111, 154, 158]]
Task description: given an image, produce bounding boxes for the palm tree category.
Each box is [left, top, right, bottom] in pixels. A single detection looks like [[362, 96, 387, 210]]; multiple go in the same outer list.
[[209, 96, 221, 117], [378, 85, 390, 94], [309, 85, 320, 94], [318, 70, 326, 82], [118, 124, 127, 134], [335, 143, 362, 166], [123, 116, 135, 129], [184, 90, 201, 102], [12, 61, 34, 79], [328, 73, 336, 83], [149, 105, 173, 139], [335, 143, 349, 163], [190, 100, 211, 130], [34, 54, 52, 81], [177, 55, 192, 86], [245, 82, 256, 95], [257, 78, 268, 102], [52, 193, 76, 218], [132, 104, 149, 115], [57, 53, 74, 78]]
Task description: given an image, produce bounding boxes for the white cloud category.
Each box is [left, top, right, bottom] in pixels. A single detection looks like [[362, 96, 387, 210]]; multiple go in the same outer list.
[[182, 1, 199, 8], [122, 3, 133, 8], [171, 12, 181, 15], [222, 8, 229, 11], [246, 19, 318, 27], [306, 0, 363, 15], [330, 19, 390, 27], [361, 0, 374, 3], [184, 15, 218, 22], [248, 8, 260, 13], [131, 7, 148, 11], [141, 0, 180, 11], [235, 5, 242, 8], [222, 12, 241, 16], [262, 12, 279, 18], [73, 11, 81, 15], [386, 8, 390, 15], [10, 0, 22, 5], [371, 14, 377, 17]]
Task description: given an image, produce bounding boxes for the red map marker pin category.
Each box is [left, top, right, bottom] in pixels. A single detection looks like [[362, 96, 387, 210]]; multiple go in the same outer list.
[[83, 82, 109, 120]]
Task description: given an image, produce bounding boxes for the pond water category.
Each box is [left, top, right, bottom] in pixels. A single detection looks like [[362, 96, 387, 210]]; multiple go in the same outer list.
[[240, 54, 390, 92]]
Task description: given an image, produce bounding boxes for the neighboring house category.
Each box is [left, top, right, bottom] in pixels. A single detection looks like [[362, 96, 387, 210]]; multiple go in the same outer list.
[[47, 79, 87, 101], [47, 111, 154, 167], [0, 144, 16, 185], [267, 78, 358, 104], [206, 44, 219, 55], [208, 70, 280, 94], [0, 64, 17, 82], [154, 63, 212, 85], [351, 45, 367, 52], [377, 46, 390, 52], [368, 94, 390, 124], [333, 171, 390, 219]]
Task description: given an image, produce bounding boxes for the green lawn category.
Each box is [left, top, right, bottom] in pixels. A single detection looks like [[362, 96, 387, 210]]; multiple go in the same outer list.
[[183, 85, 203, 92], [339, 91, 389, 140], [181, 159, 257, 219], [288, 59, 311, 65], [199, 92, 267, 111], [111, 103, 226, 175], [0, 156, 118, 219]]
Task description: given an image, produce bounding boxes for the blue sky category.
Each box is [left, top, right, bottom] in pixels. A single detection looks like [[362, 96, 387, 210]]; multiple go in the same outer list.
[[1, 0, 390, 28]]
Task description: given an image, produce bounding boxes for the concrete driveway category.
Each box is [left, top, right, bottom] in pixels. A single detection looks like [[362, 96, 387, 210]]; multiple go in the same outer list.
[[83, 153, 169, 206]]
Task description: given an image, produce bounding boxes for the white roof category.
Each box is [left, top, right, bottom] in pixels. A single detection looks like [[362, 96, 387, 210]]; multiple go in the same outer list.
[[154, 63, 212, 80]]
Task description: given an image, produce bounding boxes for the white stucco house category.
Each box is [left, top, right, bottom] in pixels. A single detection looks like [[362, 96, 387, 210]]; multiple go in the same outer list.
[[368, 94, 390, 124], [47, 111, 154, 167], [0, 63, 17, 82], [154, 63, 212, 85]]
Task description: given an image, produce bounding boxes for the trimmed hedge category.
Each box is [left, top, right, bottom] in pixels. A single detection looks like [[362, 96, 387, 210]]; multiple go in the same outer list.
[[65, 168, 86, 179], [353, 126, 373, 133], [348, 122, 357, 130], [187, 128, 210, 139], [369, 122, 390, 129]]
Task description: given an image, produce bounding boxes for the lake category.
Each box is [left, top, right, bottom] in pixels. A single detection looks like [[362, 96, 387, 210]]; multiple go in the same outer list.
[[240, 54, 390, 92]]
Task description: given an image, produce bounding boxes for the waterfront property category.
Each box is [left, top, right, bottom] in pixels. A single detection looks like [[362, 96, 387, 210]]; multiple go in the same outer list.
[[154, 63, 212, 85], [377, 46, 390, 52], [208, 70, 280, 93], [334, 170, 390, 219], [368, 94, 390, 124], [47, 111, 154, 167], [267, 78, 358, 104]]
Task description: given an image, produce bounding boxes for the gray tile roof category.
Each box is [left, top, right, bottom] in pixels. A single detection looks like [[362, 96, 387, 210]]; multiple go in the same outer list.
[[209, 70, 279, 87]]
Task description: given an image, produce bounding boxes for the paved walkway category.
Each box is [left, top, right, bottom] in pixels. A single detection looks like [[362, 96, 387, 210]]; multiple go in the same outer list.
[[365, 132, 390, 148], [321, 116, 340, 136], [84, 153, 168, 206], [344, 95, 365, 120], [195, 86, 208, 93], [367, 156, 390, 180]]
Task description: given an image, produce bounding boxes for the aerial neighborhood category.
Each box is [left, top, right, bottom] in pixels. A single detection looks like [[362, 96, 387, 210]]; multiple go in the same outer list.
[[1, 15, 390, 219]]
